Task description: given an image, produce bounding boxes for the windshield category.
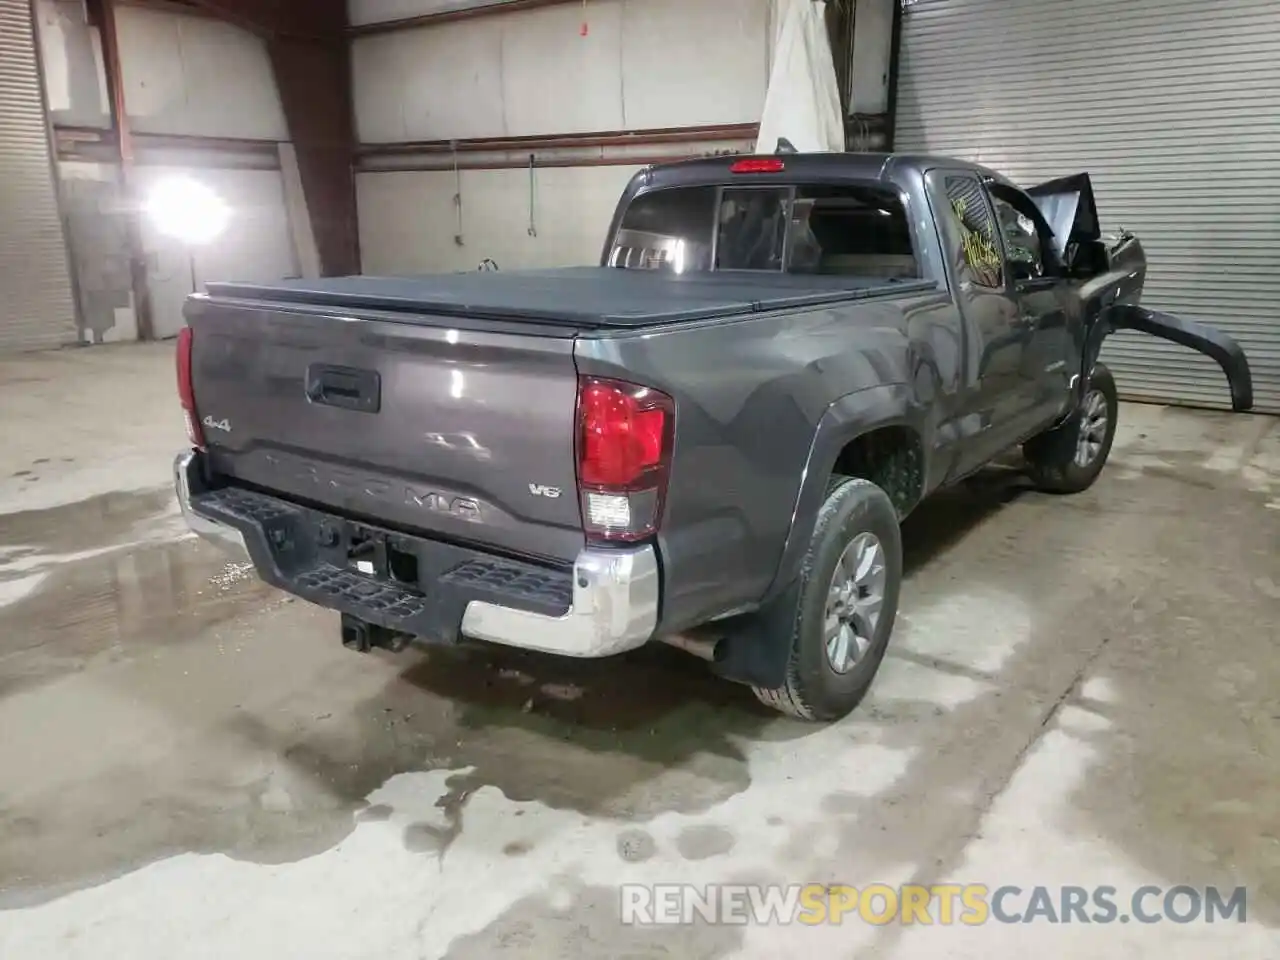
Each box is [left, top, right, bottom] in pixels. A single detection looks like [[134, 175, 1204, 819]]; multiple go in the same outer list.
[[607, 183, 918, 279]]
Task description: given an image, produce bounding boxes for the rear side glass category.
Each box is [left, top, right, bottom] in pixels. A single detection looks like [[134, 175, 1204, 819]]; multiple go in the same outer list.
[[943, 176, 1004, 288]]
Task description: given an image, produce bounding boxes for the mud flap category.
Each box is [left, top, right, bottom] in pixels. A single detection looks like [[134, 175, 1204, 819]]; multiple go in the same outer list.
[[1083, 304, 1254, 412]]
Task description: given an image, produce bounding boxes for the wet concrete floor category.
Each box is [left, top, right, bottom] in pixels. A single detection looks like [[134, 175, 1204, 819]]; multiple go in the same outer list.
[[0, 347, 1276, 958]]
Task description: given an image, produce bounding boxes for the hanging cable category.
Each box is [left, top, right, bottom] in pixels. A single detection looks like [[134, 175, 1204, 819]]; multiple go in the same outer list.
[[527, 154, 538, 237], [451, 140, 464, 246]]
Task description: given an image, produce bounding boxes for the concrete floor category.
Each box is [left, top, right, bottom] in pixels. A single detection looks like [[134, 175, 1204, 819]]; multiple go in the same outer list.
[[0, 343, 1277, 959]]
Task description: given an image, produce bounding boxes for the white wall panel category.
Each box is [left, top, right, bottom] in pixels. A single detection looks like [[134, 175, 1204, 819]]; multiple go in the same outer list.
[[356, 166, 637, 274], [499, 2, 625, 135], [354, 19, 507, 142], [620, 0, 768, 129], [35, 2, 286, 140], [136, 167, 298, 338], [116, 6, 287, 141], [34, 0, 109, 128], [352, 0, 771, 142]]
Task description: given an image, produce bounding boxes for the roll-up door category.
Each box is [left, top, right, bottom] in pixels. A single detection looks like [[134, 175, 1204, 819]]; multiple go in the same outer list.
[[895, 0, 1280, 414], [0, 0, 78, 352]]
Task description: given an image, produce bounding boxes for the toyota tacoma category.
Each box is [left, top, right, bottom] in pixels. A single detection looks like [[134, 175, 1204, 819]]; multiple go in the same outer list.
[[173, 152, 1253, 721]]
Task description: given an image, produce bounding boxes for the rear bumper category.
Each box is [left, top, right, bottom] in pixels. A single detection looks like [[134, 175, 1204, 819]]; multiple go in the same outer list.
[[174, 452, 250, 561], [173, 450, 659, 657]]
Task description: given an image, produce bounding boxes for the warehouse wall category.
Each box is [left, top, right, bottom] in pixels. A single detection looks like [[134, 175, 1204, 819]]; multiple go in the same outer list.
[[352, 0, 770, 140], [117, 6, 288, 140], [357, 165, 639, 274], [352, 0, 771, 274], [34, 0, 300, 341]]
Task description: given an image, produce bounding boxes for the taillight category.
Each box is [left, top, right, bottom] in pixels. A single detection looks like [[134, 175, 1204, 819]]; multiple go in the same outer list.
[[575, 376, 674, 543], [176, 326, 205, 448], [730, 157, 785, 174]]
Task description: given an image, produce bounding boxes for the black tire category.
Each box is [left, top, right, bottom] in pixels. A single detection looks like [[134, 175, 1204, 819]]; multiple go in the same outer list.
[[1023, 363, 1119, 495], [752, 476, 903, 722]]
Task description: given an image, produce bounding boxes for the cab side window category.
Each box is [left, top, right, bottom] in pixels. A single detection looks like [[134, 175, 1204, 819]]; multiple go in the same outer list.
[[943, 175, 1004, 289], [989, 192, 1046, 281]]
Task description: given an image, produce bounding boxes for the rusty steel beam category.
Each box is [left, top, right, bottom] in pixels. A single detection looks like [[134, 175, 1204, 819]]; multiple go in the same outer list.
[[350, 0, 581, 36], [357, 123, 761, 157], [124, 0, 345, 38], [268, 35, 359, 275], [181, 0, 360, 273], [52, 125, 283, 170], [361, 154, 743, 173], [84, 0, 157, 340], [55, 125, 282, 154], [114, 0, 223, 24]]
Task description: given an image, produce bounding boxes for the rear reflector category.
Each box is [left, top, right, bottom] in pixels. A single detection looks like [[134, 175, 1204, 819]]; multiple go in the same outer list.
[[730, 157, 785, 174], [576, 377, 674, 543], [176, 326, 204, 448]]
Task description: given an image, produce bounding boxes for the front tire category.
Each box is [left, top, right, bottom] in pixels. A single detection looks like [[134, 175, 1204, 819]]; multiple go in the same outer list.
[[752, 476, 903, 722], [1023, 363, 1119, 494]]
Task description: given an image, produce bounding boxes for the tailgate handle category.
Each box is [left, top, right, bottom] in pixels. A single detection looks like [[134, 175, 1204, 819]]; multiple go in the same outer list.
[[306, 364, 381, 413]]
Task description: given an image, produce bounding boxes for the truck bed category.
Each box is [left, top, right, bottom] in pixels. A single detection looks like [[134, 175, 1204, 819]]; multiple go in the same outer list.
[[205, 267, 937, 329]]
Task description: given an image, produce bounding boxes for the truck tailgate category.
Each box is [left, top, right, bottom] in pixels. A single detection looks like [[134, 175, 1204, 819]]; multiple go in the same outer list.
[[187, 300, 585, 564]]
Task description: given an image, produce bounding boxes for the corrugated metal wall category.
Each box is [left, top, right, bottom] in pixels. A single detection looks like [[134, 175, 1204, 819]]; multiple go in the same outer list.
[[895, 0, 1280, 414], [0, 0, 78, 351]]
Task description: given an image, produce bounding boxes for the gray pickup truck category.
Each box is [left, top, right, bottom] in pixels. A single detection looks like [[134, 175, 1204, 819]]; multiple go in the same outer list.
[[173, 152, 1253, 721]]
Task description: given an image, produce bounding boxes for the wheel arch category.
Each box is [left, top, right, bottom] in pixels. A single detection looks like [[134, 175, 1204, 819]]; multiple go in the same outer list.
[[760, 383, 927, 607]]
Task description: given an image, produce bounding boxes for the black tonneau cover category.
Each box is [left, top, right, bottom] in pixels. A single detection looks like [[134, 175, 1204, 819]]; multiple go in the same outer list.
[[203, 267, 936, 329]]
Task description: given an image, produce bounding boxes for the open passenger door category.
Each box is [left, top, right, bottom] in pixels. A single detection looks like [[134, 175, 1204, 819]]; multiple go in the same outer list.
[[1028, 172, 1254, 412]]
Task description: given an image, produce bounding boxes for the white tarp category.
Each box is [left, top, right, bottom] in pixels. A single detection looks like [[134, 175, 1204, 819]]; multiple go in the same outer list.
[[756, 0, 845, 154]]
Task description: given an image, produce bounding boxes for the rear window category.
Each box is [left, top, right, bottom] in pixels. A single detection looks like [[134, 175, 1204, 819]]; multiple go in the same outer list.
[[607, 182, 918, 279]]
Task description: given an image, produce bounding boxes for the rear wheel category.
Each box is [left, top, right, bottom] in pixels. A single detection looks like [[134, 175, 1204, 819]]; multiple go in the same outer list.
[[1023, 363, 1119, 494], [752, 476, 902, 721]]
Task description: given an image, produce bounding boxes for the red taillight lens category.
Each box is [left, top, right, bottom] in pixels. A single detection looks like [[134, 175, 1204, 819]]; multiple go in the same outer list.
[[576, 377, 674, 542], [176, 326, 204, 448], [730, 157, 785, 174]]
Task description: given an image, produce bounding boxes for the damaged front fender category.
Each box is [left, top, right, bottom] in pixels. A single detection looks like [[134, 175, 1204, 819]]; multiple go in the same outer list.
[[1083, 303, 1254, 413], [1029, 172, 1254, 413]]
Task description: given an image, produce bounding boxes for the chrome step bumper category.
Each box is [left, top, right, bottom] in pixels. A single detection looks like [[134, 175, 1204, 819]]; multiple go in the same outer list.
[[173, 450, 659, 657]]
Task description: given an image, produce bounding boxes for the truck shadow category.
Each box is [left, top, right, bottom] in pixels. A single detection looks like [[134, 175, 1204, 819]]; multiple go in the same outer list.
[[381, 465, 1033, 739], [234, 464, 1039, 835]]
